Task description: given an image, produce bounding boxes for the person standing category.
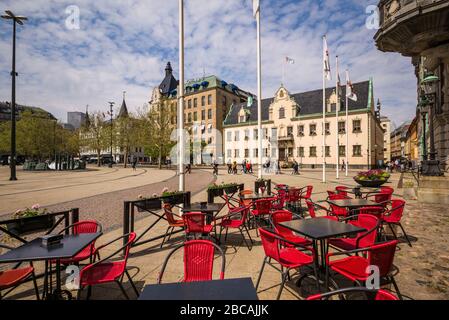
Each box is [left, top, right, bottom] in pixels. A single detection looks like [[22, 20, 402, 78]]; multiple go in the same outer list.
[[227, 158, 232, 174], [242, 159, 247, 174], [232, 161, 237, 175], [341, 159, 346, 172], [132, 156, 138, 171]]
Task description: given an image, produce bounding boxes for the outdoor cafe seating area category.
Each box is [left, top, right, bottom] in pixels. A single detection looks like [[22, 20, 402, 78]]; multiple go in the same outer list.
[[0, 183, 411, 300]]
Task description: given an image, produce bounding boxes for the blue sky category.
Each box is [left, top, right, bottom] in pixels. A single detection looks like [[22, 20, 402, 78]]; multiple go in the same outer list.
[[0, 0, 417, 128]]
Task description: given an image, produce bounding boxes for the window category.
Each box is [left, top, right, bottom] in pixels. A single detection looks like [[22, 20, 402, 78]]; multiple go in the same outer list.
[[279, 107, 285, 119], [208, 109, 212, 119], [244, 149, 249, 158], [263, 128, 268, 139], [325, 146, 330, 157], [339, 145, 346, 157], [207, 137, 213, 144], [310, 124, 317, 136], [193, 98, 198, 108], [188, 113, 192, 122], [263, 148, 268, 157], [287, 126, 293, 136], [271, 148, 277, 157], [208, 125, 212, 134], [227, 131, 232, 142], [325, 122, 330, 135], [353, 120, 361, 133], [271, 128, 277, 139], [253, 129, 258, 140], [297, 125, 304, 137], [208, 94, 212, 105], [244, 129, 250, 140], [201, 96, 205, 106], [193, 112, 197, 121], [184, 113, 186, 123], [234, 149, 239, 158], [309, 146, 317, 157], [188, 99, 192, 108], [288, 148, 293, 157], [235, 131, 240, 141], [227, 149, 232, 158], [239, 115, 246, 123], [297, 147, 304, 157], [338, 121, 346, 134], [353, 145, 362, 156], [201, 110, 205, 120], [253, 148, 258, 157]]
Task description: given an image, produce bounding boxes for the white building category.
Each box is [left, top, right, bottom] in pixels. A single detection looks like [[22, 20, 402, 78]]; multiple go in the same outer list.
[[380, 116, 391, 163], [223, 79, 384, 169]]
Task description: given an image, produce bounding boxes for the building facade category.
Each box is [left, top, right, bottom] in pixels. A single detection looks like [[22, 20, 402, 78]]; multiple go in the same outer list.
[[374, 0, 449, 171], [405, 116, 419, 165], [223, 79, 384, 169], [67, 111, 86, 130], [380, 116, 392, 162], [390, 121, 411, 160], [149, 62, 251, 163]]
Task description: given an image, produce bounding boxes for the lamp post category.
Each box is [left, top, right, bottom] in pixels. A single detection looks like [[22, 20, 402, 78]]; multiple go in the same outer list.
[[420, 73, 443, 176], [107, 102, 115, 168], [1, 10, 27, 181]]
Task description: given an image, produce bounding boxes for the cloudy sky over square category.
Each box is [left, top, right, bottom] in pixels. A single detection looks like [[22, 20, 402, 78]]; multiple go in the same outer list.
[[0, 0, 417, 128]]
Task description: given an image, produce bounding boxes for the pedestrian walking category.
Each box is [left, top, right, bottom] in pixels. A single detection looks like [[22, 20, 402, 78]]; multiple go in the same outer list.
[[341, 159, 346, 172], [227, 158, 232, 174], [132, 156, 138, 171], [232, 161, 237, 175]]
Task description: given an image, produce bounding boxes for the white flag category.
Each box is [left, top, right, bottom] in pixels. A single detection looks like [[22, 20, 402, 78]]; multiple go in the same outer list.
[[253, 0, 259, 17], [346, 70, 357, 101], [285, 56, 295, 64], [323, 36, 331, 81]]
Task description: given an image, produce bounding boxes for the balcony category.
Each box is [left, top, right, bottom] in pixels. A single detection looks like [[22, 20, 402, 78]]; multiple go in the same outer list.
[[278, 134, 294, 142], [374, 0, 449, 56]]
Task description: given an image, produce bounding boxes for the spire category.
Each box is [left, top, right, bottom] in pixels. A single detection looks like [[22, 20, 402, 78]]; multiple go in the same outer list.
[[118, 91, 129, 118], [159, 61, 178, 97], [84, 104, 90, 128], [165, 62, 173, 76]]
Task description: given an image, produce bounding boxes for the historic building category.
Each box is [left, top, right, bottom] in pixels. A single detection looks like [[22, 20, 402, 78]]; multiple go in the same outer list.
[[374, 0, 449, 171], [0, 101, 56, 122], [149, 62, 252, 163], [390, 121, 411, 161], [223, 79, 384, 169], [380, 116, 392, 162], [405, 116, 419, 165]]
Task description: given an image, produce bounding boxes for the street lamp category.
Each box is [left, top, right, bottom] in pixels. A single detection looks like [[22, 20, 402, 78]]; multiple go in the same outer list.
[[419, 72, 443, 176], [107, 102, 115, 168], [1, 10, 27, 181]]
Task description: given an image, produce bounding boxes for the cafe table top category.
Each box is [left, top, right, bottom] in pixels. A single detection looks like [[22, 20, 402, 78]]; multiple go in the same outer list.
[[182, 202, 225, 213], [345, 187, 380, 194], [279, 218, 365, 240], [138, 277, 258, 300], [326, 198, 380, 209], [243, 193, 275, 200], [0, 233, 102, 263]]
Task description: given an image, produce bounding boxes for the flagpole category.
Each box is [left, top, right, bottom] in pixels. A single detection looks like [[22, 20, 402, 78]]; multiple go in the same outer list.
[[345, 78, 349, 177], [178, 0, 185, 191], [282, 57, 285, 86], [335, 56, 339, 180], [322, 35, 326, 183], [256, 4, 263, 179]]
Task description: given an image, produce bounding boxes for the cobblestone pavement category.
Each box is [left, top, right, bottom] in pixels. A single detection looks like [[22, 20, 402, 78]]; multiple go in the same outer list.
[[1, 167, 448, 300]]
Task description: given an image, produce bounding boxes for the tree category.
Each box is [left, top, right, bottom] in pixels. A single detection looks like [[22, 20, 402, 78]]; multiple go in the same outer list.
[[80, 111, 110, 167], [115, 114, 141, 168]]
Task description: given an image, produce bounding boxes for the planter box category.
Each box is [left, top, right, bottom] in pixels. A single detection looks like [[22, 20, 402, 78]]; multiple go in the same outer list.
[[6, 215, 55, 236], [223, 185, 239, 194], [136, 198, 162, 212], [160, 193, 186, 206], [354, 178, 388, 188], [208, 188, 224, 198]]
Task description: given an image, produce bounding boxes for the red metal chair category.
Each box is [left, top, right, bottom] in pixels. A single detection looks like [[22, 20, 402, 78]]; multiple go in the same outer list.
[[251, 198, 273, 236], [298, 185, 313, 211], [335, 186, 350, 197], [381, 199, 412, 247], [0, 244, 40, 300], [325, 240, 402, 299], [305, 200, 338, 220], [271, 210, 312, 247], [329, 214, 380, 251], [218, 205, 253, 250], [57, 220, 102, 264], [255, 228, 318, 300], [182, 212, 214, 240], [286, 187, 301, 210], [271, 190, 287, 210], [328, 194, 350, 218], [78, 232, 138, 300], [307, 287, 399, 300], [158, 240, 225, 283], [365, 186, 394, 205], [160, 203, 185, 248], [239, 190, 254, 208]]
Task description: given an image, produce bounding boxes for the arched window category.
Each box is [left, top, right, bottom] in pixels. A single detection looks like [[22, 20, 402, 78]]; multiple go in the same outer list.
[[279, 107, 285, 119]]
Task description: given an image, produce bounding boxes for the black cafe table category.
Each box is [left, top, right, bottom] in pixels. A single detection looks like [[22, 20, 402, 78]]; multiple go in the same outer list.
[[138, 277, 258, 300], [243, 193, 274, 200], [182, 202, 225, 223], [345, 187, 380, 199], [326, 198, 380, 210], [279, 219, 365, 271], [0, 233, 102, 300]]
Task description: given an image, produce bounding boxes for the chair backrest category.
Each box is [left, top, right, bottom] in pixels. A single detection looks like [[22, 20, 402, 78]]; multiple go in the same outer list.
[[358, 206, 384, 218], [303, 186, 313, 198], [158, 240, 225, 283], [335, 186, 349, 197], [123, 232, 137, 263], [368, 240, 398, 277], [271, 210, 294, 237], [163, 203, 181, 225], [255, 198, 272, 215], [72, 220, 101, 234], [182, 212, 207, 234], [329, 193, 349, 200], [327, 190, 336, 198], [259, 228, 281, 262], [380, 186, 394, 194], [384, 199, 405, 222], [306, 200, 317, 218], [239, 190, 254, 207], [351, 214, 379, 248], [288, 188, 301, 202]]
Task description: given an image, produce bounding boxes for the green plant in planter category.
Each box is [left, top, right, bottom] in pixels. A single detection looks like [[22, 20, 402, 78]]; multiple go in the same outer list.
[[207, 182, 239, 190], [13, 204, 48, 218]]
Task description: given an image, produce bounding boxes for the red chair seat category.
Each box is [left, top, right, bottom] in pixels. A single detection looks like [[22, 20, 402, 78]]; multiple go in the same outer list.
[[329, 256, 369, 281], [0, 267, 34, 289], [279, 248, 314, 268], [251, 209, 267, 216], [382, 215, 399, 223], [220, 219, 243, 228], [280, 233, 312, 247], [328, 238, 358, 251], [80, 261, 126, 286]]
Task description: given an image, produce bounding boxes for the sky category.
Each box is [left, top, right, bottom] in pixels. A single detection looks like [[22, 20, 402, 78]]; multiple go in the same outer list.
[[0, 0, 417, 128]]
